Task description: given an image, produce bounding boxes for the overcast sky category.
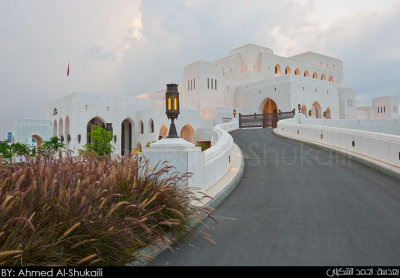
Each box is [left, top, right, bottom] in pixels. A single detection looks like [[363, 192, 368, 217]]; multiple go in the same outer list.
[[1, 0, 399, 138]]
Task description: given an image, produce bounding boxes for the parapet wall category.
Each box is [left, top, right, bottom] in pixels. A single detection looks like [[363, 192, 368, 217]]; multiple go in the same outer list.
[[277, 117, 400, 169], [298, 118, 400, 136]]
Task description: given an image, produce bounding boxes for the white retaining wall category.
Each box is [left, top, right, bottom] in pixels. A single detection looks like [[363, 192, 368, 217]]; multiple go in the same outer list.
[[277, 117, 400, 168], [298, 118, 400, 136], [143, 118, 239, 192], [203, 119, 238, 188]]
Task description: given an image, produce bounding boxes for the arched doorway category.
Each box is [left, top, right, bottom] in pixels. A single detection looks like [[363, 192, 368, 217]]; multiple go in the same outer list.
[[159, 125, 168, 139], [261, 98, 278, 128], [285, 66, 291, 74], [121, 118, 134, 155], [304, 70, 309, 78], [180, 124, 195, 143], [87, 117, 106, 144], [261, 98, 278, 114], [31, 135, 43, 149], [312, 102, 322, 119], [65, 116, 70, 144], [295, 68, 300, 76], [59, 118, 63, 141], [325, 108, 331, 119]]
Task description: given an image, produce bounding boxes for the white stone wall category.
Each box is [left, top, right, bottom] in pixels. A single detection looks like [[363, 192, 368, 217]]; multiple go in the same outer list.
[[373, 96, 399, 119], [41, 91, 214, 156], [12, 119, 52, 146], [339, 88, 357, 119], [277, 117, 400, 169], [295, 117, 400, 136]]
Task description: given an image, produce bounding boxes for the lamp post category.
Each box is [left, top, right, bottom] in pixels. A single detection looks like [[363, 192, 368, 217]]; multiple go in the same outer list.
[[233, 109, 236, 118], [165, 84, 180, 138]]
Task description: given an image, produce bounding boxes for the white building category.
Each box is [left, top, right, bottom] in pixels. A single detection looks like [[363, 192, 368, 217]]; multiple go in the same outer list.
[[15, 43, 393, 154], [357, 96, 399, 120]]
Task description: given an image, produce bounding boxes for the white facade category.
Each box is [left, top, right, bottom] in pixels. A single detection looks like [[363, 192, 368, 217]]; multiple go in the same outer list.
[[14, 43, 379, 154], [356, 96, 399, 120], [12, 119, 52, 148]]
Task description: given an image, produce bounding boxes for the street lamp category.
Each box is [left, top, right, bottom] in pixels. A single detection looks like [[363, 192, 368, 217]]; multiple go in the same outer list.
[[165, 83, 180, 138], [233, 109, 236, 118]]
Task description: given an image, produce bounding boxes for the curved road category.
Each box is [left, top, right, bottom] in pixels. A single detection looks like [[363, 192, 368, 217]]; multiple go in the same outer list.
[[151, 128, 400, 266]]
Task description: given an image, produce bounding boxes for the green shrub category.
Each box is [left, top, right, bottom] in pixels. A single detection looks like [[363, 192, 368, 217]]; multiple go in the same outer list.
[[0, 153, 215, 266], [80, 126, 114, 156]]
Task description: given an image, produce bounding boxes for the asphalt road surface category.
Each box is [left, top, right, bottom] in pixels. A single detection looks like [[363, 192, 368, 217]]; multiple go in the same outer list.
[[150, 128, 400, 266]]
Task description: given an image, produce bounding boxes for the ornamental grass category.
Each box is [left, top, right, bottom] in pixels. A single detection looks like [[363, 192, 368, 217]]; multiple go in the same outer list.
[[0, 152, 215, 266]]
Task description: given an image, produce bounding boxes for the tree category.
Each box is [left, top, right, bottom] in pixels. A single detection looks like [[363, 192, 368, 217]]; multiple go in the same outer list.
[[10, 142, 31, 157], [0, 140, 11, 158], [81, 125, 114, 156], [37, 137, 65, 155]]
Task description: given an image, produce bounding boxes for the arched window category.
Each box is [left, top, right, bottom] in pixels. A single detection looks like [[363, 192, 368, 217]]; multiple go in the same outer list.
[[313, 72, 318, 79], [139, 121, 144, 134], [321, 74, 326, 81], [285, 66, 291, 75], [325, 108, 331, 119], [295, 68, 300, 76], [301, 105, 307, 116], [149, 119, 154, 133], [275, 64, 281, 76], [329, 76, 334, 83], [304, 70, 309, 78]]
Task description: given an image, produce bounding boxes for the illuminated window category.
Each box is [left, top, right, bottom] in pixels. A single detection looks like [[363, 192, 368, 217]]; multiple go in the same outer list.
[[275, 64, 281, 75]]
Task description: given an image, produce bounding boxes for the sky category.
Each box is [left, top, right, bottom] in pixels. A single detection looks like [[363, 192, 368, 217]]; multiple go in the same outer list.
[[0, 0, 399, 138]]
